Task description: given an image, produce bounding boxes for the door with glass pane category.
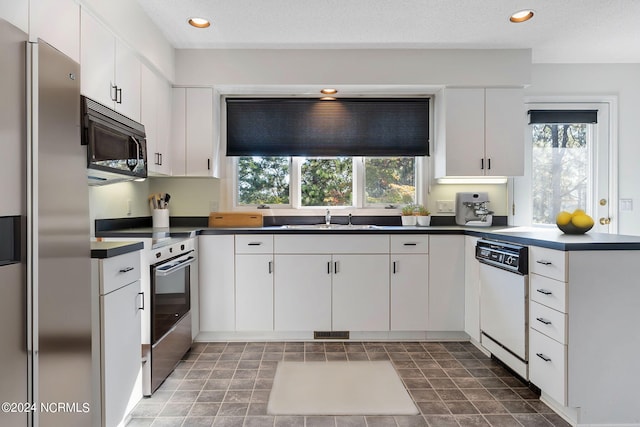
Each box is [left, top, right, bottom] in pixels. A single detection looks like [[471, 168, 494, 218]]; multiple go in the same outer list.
[[524, 103, 612, 233]]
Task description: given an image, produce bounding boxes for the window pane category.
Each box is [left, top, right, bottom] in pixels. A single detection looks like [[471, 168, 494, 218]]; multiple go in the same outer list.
[[237, 156, 290, 205], [301, 158, 353, 206], [531, 124, 589, 224], [364, 157, 416, 206]]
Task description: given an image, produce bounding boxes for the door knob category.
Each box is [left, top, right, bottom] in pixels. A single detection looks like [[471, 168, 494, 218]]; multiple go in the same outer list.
[[599, 217, 611, 225]]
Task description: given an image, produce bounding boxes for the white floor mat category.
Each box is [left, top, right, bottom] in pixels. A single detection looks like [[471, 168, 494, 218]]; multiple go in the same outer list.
[[267, 361, 419, 415]]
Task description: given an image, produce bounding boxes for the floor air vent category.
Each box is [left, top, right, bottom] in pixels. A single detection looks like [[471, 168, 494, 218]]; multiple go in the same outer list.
[[314, 331, 349, 340]]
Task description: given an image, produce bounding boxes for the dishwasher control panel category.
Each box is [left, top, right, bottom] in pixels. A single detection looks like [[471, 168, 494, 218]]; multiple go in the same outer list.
[[476, 239, 528, 274]]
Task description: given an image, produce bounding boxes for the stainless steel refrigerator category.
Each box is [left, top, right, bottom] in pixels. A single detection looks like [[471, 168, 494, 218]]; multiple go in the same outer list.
[[1, 18, 92, 427]]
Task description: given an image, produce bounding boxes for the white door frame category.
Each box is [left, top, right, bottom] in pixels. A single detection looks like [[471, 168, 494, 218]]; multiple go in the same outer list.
[[510, 96, 618, 233]]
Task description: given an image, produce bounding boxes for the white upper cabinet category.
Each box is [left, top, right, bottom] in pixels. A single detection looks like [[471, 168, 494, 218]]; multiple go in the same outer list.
[[80, 9, 140, 121], [434, 87, 524, 178], [141, 65, 172, 175], [171, 87, 216, 177]]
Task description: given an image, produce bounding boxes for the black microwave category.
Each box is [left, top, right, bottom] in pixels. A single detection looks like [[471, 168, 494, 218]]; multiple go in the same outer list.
[[81, 95, 147, 185]]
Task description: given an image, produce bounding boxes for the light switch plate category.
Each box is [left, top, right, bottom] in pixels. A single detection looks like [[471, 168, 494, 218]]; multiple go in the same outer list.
[[437, 200, 455, 213]]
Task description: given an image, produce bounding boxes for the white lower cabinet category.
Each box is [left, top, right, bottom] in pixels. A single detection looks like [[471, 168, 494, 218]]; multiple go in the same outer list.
[[274, 254, 332, 331], [390, 254, 428, 331], [332, 254, 389, 331], [529, 328, 567, 405], [428, 235, 465, 331], [236, 254, 273, 331], [390, 235, 429, 331], [94, 250, 143, 427], [101, 280, 142, 427], [199, 235, 235, 331]]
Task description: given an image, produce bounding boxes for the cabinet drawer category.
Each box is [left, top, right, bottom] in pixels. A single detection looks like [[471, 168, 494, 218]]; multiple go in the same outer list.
[[390, 235, 429, 254], [530, 301, 567, 344], [529, 329, 567, 405], [236, 235, 274, 254], [274, 235, 389, 254], [529, 246, 567, 281], [101, 251, 141, 294], [530, 274, 567, 313]]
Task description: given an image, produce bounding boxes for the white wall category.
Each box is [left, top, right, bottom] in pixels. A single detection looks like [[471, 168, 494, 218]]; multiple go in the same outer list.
[[527, 63, 640, 236], [175, 48, 531, 87]]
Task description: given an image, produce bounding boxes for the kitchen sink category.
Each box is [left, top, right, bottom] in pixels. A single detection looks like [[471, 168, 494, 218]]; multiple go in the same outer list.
[[280, 224, 380, 230]]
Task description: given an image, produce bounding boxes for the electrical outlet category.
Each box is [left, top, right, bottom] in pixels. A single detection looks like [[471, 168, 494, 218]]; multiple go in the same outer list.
[[620, 199, 633, 211], [437, 200, 455, 213]]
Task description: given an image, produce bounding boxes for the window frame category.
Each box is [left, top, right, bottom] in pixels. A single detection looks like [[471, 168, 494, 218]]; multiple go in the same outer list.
[[232, 155, 426, 211]]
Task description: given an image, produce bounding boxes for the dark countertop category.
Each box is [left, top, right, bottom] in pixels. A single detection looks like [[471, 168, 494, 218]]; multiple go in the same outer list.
[[91, 241, 145, 259], [96, 224, 640, 251]]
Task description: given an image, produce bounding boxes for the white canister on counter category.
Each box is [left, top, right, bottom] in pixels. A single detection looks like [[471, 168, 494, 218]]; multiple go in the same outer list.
[[152, 209, 170, 228]]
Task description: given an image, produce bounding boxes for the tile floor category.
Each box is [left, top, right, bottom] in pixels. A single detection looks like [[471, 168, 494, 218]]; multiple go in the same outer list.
[[127, 341, 570, 427]]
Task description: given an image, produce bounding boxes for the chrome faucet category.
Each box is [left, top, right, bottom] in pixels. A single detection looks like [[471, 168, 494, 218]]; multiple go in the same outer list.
[[325, 209, 331, 225]]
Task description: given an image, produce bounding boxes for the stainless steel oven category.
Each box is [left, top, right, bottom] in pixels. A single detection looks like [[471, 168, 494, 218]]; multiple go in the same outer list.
[[143, 238, 195, 396]]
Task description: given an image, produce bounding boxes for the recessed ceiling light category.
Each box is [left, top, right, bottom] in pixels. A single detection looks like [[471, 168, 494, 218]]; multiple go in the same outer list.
[[320, 88, 338, 95], [510, 9, 534, 23], [188, 17, 211, 28]]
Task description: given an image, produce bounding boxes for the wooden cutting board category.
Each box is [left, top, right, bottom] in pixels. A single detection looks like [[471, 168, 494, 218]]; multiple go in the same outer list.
[[208, 212, 263, 228]]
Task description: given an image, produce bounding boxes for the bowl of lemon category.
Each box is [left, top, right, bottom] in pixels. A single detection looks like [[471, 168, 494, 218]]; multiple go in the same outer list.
[[556, 209, 595, 234]]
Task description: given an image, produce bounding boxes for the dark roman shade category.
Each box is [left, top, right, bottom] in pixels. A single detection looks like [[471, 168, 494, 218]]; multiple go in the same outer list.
[[226, 98, 429, 157], [528, 110, 598, 124]]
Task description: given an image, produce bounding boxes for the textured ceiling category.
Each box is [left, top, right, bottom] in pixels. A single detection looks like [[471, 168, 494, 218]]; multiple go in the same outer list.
[[135, 0, 640, 63]]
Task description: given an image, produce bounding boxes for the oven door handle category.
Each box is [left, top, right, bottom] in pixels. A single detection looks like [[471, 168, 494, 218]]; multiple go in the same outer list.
[[155, 256, 196, 276]]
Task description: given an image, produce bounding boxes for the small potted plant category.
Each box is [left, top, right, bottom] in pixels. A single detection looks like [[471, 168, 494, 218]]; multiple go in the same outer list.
[[401, 204, 417, 226], [415, 205, 431, 226]]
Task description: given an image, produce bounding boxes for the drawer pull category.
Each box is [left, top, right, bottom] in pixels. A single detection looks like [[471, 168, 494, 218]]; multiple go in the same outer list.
[[248, 242, 262, 246], [536, 288, 553, 295], [536, 353, 552, 362], [536, 317, 552, 325], [536, 260, 553, 265], [403, 243, 418, 246], [119, 267, 134, 273]]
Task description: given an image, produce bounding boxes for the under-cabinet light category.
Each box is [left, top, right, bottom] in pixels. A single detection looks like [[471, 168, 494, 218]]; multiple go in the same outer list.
[[436, 177, 508, 184]]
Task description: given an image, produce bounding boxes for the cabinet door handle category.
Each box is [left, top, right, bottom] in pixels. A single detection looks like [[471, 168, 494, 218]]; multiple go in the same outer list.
[[327, 261, 332, 274], [116, 87, 122, 104], [403, 243, 417, 246], [536, 288, 553, 295], [334, 261, 339, 274], [487, 158, 491, 170], [268, 261, 273, 274], [393, 261, 397, 274], [207, 159, 211, 170], [481, 158, 484, 170], [119, 266, 134, 273], [536, 353, 552, 362], [159, 153, 163, 165], [138, 292, 145, 310], [536, 260, 553, 266], [536, 317, 552, 325], [110, 84, 118, 102], [248, 242, 262, 246]]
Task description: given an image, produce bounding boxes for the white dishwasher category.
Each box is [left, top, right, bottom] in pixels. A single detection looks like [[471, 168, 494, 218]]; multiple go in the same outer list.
[[476, 239, 529, 380]]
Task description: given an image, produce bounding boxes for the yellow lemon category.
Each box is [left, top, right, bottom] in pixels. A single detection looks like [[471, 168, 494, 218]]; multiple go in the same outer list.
[[555, 211, 573, 226], [573, 209, 586, 216], [571, 213, 594, 229]]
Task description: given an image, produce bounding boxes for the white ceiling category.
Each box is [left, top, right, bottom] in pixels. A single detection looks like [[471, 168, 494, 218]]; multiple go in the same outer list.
[[135, 0, 640, 63]]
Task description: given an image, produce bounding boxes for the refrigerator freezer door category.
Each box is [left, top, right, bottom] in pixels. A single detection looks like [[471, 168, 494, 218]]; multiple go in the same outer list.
[[0, 18, 28, 427], [32, 40, 92, 426]]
